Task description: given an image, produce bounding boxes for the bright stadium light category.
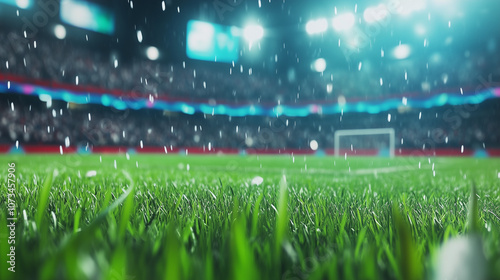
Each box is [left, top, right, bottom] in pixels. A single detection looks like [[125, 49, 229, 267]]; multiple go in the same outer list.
[[243, 24, 264, 42], [146, 46, 160, 60], [187, 21, 215, 53], [363, 4, 389, 24], [312, 58, 326, 72], [53, 24, 67, 40], [332, 13, 355, 32], [16, 0, 31, 9], [398, 0, 426, 16], [306, 18, 328, 35], [392, 44, 411, 59]]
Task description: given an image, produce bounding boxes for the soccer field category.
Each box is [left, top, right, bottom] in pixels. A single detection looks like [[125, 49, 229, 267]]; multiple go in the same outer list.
[[1, 155, 500, 280]]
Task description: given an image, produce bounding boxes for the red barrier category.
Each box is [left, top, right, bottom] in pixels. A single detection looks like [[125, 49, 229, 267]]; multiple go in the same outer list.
[[395, 148, 474, 157], [184, 147, 239, 154], [136, 146, 178, 154], [0, 144, 498, 156], [0, 145, 11, 153], [487, 149, 500, 157], [22, 145, 77, 154], [245, 148, 315, 155], [91, 146, 129, 154]]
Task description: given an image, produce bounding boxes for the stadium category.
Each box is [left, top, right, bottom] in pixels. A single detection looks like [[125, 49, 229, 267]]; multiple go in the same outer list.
[[0, 0, 499, 279]]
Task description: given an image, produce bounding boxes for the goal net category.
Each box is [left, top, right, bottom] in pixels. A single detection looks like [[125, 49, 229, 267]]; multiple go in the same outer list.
[[334, 128, 395, 157]]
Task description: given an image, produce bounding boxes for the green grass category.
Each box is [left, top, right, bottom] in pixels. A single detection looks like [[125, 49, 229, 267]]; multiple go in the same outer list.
[[1, 154, 500, 280]]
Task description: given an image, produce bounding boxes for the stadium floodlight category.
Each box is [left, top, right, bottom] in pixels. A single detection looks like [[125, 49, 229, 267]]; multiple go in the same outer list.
[[15, 0, 30, 8], [334, 128, 395, 157], [53, 24, 67, 40], [243, 24, 264, 42], [397, 0, 426, 16], [332, 13, 355, 32], [0, 0, 32, 9], [306, 18, 328, 35], [312, 58, 326, 72], [363, 4, 389, 24], [146, 46, 160, 60], [392, 44, 411, 59]]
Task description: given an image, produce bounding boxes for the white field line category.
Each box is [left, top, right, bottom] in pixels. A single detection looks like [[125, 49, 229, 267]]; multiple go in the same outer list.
[[198, 165, 418, 176], [348, 166, 415, 175]]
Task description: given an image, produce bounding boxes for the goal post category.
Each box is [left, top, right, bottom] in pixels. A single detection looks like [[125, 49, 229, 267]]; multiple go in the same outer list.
[[334, 128, 395, 157]]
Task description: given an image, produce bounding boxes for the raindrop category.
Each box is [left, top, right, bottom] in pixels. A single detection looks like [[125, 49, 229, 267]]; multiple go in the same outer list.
[[137, 30, 143, 43], [65, 137, 70, 147]]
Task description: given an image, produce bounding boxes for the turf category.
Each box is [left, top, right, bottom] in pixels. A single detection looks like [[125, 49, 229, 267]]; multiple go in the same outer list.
[[1, 154, 499, 280]]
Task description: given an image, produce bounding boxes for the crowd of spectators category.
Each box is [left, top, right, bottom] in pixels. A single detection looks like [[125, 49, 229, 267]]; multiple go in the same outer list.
[[1, 29, 499, 105], [1, 26, 499, 151], [1, 94, 499, 150]]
